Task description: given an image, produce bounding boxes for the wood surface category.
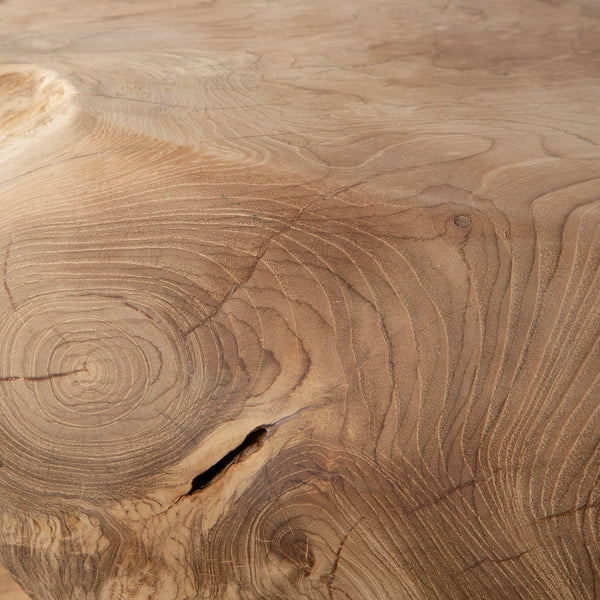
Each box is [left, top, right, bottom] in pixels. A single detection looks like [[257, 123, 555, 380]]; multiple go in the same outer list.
[[1, 0, 600, 598], [0, 565, 29, 600]]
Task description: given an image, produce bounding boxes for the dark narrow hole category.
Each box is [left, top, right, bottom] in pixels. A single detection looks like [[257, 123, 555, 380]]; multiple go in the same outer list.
[[187, 427, 268, 494]]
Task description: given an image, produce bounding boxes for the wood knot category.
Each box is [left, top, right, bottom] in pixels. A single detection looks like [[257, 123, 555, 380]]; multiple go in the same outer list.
[[278, 531, 315, 578], [453, 214, 471, 228], [0, 66, 75, 155]]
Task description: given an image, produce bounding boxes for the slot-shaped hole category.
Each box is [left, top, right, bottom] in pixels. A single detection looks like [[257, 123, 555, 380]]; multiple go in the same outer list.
[[186, 427, 268, 494]]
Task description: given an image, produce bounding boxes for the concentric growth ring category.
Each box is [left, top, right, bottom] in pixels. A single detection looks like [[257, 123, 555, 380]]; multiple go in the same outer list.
[[0, 291, 201, 498]]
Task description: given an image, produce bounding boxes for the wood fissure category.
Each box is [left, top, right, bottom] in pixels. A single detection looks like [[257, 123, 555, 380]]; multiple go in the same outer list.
[[186, 427, 268, 495]]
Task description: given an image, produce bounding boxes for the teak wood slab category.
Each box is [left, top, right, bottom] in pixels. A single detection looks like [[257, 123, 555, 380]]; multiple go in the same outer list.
[[1, 0, 600, 598]]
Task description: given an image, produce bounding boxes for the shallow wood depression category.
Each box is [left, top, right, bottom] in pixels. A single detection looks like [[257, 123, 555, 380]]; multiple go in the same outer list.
[[0, 0, 600, 599]]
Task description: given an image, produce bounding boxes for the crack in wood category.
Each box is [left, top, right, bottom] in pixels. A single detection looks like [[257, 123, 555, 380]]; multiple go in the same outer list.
[[327, 519, 362, 600], [460, 550, 531, 576], [2, 239, 17, 314], [183, 200, 316, 338], [0, 363, 88, 383], [186, 427, 268, 495]]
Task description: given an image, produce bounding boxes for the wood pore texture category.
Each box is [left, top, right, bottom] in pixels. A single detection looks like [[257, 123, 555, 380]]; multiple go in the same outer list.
[[0, 0, 600, 599]]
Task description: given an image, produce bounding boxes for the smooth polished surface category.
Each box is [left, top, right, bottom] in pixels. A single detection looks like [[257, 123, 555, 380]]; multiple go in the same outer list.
[[0, 0, 600, 598]]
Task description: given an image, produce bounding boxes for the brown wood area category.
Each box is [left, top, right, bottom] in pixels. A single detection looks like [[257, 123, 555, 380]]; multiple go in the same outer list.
[[1, 0, 600, 598]]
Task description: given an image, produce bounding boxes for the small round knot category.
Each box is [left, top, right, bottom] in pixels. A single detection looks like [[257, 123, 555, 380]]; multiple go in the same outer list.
[[453, 215, 471, 228]]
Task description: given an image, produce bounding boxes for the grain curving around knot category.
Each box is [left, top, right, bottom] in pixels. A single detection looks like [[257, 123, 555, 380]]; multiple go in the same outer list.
[[0, 0, 600, 599]]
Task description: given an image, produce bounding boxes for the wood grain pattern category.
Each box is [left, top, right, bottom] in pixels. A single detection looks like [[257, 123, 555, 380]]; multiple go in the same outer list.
[[1, 0, 600, 598]]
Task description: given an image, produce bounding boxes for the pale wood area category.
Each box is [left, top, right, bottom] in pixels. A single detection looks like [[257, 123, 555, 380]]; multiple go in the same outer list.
[[1, 0, 600, 599], [0, 565, 29, 600]]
